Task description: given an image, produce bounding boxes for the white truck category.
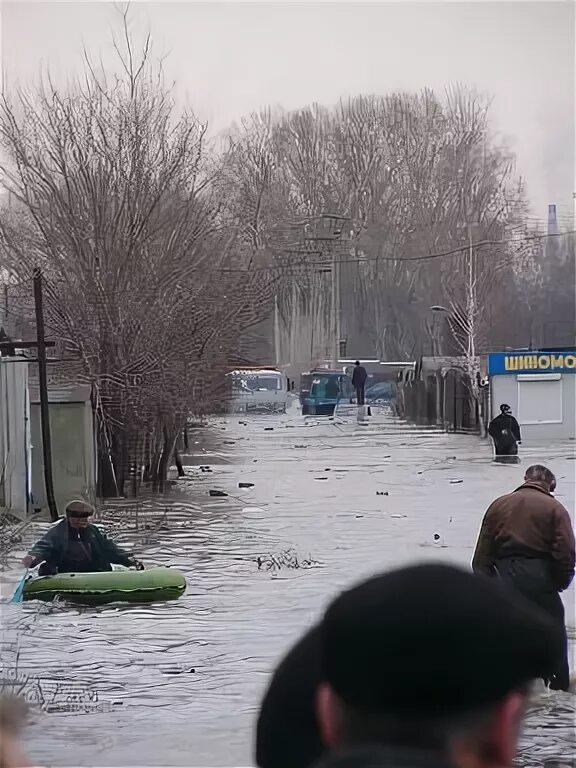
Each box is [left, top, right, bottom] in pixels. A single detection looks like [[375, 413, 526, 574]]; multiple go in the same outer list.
[[226, 369, 288, 414]]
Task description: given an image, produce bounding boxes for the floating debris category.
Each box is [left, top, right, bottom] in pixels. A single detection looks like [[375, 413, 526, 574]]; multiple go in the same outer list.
[[376, 491, 389, 496], [449, 479, 463, 484], [257, 548, 320, 571], [209, 490, 228, 497], [238, 482, 255, 489], [160, 666, 196, 675]]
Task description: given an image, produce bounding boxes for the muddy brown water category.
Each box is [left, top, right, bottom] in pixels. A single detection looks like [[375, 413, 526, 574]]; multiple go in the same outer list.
[[1, 407, 574, 766]]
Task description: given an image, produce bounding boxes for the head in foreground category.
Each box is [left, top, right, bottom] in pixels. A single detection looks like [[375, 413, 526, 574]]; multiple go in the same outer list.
[[0, 694, 31, 768], [256, 563, 560, 768], [316, 563, 560, 768]]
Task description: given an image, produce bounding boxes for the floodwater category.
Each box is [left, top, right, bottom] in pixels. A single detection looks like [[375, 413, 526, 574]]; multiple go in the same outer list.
[[1, 403, 575, 767]]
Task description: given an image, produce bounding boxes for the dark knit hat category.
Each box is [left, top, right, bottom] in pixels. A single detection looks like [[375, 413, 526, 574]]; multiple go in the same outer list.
[[256, 626, 324, 768], [321, 563, 561, 716]]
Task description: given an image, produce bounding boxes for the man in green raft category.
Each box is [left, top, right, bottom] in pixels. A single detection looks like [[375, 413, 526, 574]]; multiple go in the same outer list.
[[23, 500, 143, 576]]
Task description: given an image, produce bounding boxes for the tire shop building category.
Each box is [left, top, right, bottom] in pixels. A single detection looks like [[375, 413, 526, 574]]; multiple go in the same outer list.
[[488, 348, 576, 442]]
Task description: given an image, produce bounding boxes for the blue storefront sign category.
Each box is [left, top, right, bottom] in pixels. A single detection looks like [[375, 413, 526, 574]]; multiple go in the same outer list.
[[488, 349, 576, 375]]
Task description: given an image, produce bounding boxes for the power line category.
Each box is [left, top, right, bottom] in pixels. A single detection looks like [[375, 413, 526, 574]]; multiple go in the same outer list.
[[46, 227, 571, 280], [217, 228, 576, 272], [1, 229, 572, 291]]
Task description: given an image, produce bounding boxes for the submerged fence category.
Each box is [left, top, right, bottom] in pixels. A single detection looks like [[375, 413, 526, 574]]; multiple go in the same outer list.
[[396, 367, 489, 435]]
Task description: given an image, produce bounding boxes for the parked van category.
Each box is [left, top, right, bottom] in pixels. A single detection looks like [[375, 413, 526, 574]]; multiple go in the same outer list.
[[226, 369, 288, 414], [299, 369, 354, 416]]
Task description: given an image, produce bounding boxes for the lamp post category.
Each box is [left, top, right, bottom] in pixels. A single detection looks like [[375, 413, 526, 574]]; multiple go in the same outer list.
[[429, 305, 452, 356]]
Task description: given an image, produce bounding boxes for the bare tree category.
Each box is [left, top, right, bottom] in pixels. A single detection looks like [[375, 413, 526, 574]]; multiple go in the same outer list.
[[0, 12, 272, 495], [232, 88, 530, 370]]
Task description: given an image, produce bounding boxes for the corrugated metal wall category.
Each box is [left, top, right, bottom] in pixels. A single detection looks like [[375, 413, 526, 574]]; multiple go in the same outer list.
[[0, 358, 30, 520]]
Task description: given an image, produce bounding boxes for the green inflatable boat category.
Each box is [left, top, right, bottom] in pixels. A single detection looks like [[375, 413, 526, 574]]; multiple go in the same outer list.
[[22, 567, 186, 605]]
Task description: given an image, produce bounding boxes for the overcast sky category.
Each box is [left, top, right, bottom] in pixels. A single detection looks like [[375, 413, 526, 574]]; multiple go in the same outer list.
[[1, 0, 574, 222]]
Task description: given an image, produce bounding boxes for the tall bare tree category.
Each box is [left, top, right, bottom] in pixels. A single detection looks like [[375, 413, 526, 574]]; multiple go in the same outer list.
[[0, 11, 273, 495]]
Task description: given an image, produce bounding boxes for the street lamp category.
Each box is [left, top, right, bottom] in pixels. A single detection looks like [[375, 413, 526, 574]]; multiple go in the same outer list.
[[428, 306, 451, 356]]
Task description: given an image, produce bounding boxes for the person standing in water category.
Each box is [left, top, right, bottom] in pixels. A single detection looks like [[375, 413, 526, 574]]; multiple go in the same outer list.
[[488, 404, 521, 462], [351, 361, 367, 406], [472, 465, 575, 691]]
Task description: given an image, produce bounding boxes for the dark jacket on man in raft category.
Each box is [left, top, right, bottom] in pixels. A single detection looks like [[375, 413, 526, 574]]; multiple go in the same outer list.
[[28, 520, 136, 575]]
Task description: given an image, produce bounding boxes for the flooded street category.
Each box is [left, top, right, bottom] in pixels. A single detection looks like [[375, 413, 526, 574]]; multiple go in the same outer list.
[[1, 405, 575, 767]]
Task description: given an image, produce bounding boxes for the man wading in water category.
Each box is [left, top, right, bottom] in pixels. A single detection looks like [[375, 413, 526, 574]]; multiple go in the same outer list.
[[473, 465, 575, 691], [488, 404, 521, 463], [23, 500, 143, 576], [352, 362, 367, 407]]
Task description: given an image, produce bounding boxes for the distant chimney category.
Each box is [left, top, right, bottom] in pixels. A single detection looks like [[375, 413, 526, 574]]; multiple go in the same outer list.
[[547, 204, 558, 236]]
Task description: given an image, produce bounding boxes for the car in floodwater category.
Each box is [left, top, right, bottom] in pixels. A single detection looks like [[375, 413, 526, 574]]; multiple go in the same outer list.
[[226, 369, 288, 413], [356, 380, 397, 405], [300, 369, 354, 416]]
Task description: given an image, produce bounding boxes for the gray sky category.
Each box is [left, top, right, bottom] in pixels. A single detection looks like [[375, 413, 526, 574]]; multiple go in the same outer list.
[[1, 0, 574, 222]]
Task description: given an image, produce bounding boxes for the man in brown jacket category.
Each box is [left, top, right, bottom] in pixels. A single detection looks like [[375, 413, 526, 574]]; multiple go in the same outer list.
[[473, 465, 575, 691]]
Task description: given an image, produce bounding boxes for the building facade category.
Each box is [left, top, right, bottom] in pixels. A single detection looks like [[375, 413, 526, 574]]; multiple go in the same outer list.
[[488, 349, 576, 441]]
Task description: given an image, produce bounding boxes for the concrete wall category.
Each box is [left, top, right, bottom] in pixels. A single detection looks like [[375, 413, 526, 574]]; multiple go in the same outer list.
[[0, 359, 30, 520], [30, 400, 96, 515], [491, 373, 576, 441]]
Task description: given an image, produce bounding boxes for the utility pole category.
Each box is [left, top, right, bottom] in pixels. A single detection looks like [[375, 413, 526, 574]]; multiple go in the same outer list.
[[273, 293, 281, 369], [33, 268, 59, 522], [334, 249, 341, 369], [330, 252, 336, 367]]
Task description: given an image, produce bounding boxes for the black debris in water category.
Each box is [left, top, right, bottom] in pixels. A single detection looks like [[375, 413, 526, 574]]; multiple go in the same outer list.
[[257, 549, 320, 571], [160, 667, 196, 675], [209, 490, 228, 497], [238, 482, 255, 489], [376, 491, 389, 496], [434, 533, 440, 541]]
